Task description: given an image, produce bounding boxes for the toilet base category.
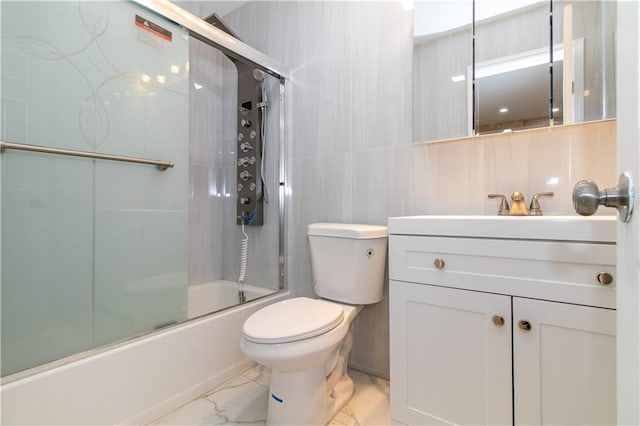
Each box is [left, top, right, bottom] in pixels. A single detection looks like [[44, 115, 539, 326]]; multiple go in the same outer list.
[[266, 367, 354, 425]]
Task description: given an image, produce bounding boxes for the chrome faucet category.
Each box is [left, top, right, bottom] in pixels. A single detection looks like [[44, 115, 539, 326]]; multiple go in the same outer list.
[[487, 194, 510, 215], [487, 192, 554, 216], [529, 192, 554, 216]]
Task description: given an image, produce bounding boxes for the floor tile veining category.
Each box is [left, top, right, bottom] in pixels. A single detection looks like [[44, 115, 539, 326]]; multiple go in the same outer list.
[[152, 366, 390, 426]]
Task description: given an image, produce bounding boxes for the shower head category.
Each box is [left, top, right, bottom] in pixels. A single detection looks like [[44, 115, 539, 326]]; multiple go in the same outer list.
[[253, 68, 268, 110], [253, 69, 266, 82]]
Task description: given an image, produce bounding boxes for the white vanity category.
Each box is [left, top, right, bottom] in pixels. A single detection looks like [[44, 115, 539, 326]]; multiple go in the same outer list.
[[388, 215, 617, 425]]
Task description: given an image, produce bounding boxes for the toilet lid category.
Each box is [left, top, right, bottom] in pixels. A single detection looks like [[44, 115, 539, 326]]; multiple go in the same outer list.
[[243, 297, 344, 344]]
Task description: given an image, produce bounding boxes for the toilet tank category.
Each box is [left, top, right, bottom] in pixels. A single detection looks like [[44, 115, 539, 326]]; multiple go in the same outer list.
[[308, 223, 388, 304]]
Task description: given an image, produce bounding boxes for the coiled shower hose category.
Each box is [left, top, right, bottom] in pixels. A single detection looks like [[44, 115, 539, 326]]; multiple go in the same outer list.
[[238, 223, 248, 303]]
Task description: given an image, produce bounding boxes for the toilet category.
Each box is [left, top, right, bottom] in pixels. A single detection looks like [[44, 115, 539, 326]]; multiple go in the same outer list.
[[240, 223, 388, 425]]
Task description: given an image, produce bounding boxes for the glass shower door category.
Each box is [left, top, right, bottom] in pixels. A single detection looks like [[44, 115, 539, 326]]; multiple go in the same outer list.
[[1, 1, 189, 376]]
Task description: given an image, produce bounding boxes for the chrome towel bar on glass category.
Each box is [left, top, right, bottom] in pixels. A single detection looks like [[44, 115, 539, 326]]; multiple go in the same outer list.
[[0, 140, 174, 171]]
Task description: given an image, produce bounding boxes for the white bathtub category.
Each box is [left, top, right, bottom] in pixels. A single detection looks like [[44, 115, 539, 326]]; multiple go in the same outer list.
[[188, 280, 275, 319], [1, 289, 288, 425]]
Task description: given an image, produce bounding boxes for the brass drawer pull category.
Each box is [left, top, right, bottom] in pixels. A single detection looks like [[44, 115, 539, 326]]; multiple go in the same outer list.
[[434, 258, 445, 270], [492, 315, 505, 326], [518, 320, 532, 332], [597, 272, 614, 285]]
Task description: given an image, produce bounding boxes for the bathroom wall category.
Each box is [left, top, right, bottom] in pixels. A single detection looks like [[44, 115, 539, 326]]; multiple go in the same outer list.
[[419, 119, 616, 215], [188, 1, 616, 379]]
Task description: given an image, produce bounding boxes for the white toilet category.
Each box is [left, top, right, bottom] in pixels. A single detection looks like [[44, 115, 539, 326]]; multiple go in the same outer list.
[[240, 223, 388, 425]]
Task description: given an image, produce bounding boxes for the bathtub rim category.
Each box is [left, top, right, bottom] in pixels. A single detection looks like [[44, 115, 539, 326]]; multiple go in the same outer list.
[[188, 280, 278, 320], [1, 290, 288, 385]]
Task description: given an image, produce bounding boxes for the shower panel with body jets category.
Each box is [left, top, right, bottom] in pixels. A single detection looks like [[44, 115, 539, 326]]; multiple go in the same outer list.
[[201, 13, 269, 227], [198, 14, 271, 304]]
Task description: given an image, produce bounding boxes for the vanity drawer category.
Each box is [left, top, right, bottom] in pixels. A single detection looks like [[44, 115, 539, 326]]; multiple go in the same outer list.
[[389, 235, 616, 308]]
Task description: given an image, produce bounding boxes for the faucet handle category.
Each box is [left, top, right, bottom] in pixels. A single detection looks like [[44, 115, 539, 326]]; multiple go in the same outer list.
[[529, 192, 554, 216], [488, 194, 510, 216]]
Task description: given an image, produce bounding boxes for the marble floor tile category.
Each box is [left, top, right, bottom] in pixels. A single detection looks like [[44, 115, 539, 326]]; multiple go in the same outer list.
[[151, 366, 390, 426], [328, 370, 390, 426]]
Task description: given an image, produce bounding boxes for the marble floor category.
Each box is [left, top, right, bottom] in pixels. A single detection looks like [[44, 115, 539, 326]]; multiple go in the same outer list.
[[151, 365, 390, 425]]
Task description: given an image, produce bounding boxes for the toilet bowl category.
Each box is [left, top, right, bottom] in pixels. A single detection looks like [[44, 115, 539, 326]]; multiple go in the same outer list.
[[241, 297, 360, 424], [240, 223, 387, 425]]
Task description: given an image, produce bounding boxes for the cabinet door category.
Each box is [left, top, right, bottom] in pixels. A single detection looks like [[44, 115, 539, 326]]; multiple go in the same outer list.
[[390, 281, 512, 425], [513, 298, 616, 425]]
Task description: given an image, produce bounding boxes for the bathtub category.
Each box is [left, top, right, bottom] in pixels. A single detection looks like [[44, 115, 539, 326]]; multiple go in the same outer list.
[[188, 280, 275, 319], [1, 289, 288, 425]]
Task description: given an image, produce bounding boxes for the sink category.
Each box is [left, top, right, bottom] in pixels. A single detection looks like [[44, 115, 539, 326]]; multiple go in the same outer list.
[[387, 215, 616, 243]]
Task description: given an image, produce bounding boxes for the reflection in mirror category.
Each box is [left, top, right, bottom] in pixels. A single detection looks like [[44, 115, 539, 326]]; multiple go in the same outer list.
[[552, 1, 616, 125], [475, 0, 550, 134], [413, 1, 472, 143], [412, 0, 616, 142]]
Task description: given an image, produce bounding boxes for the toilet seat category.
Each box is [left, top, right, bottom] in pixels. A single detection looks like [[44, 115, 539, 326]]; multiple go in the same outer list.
[[243, 297, 344, 344]]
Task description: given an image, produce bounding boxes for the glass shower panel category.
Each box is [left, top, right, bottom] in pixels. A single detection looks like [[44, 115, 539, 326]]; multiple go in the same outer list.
[[1, 0, 97, 377], [1, 1, 188, 375], [89, 2, 189, 345], [188, 31, 282, 317], [1, 155, 94, 376]]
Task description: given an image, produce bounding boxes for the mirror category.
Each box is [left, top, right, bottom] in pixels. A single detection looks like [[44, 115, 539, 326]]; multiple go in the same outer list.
[[413, 1, 473, 143], [412, 0, 616, 143], [474, 0, 550, 134], [552, 1, 616, 125]]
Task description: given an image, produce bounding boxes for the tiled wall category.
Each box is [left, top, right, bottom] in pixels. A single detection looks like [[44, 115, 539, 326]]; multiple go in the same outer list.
[[186, 1, 616, 379], [420, 120, 617, 216]]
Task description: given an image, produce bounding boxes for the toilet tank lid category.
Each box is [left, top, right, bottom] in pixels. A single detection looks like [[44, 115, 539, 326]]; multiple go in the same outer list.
[[307, 223, 387, 239]]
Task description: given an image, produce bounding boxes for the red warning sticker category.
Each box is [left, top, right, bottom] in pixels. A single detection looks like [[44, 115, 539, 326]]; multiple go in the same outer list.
[[135, 15, 172, 42]]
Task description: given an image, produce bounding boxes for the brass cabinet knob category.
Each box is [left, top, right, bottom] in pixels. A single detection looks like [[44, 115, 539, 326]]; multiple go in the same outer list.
[[433, 258, 445, 270], [492, 315, 505, 326], [518, 320, 532, 332], [597, 272, 614, 285]]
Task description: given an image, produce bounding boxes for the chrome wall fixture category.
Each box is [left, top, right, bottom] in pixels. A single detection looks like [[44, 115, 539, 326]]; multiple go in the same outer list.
[[0, 141, 174, 170]]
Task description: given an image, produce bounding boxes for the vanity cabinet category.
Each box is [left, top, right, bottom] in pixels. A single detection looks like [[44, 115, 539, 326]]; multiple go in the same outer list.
[[512, 297, 616, 425], [390, 282, 513, 425], [388, 216, 617, 426]]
